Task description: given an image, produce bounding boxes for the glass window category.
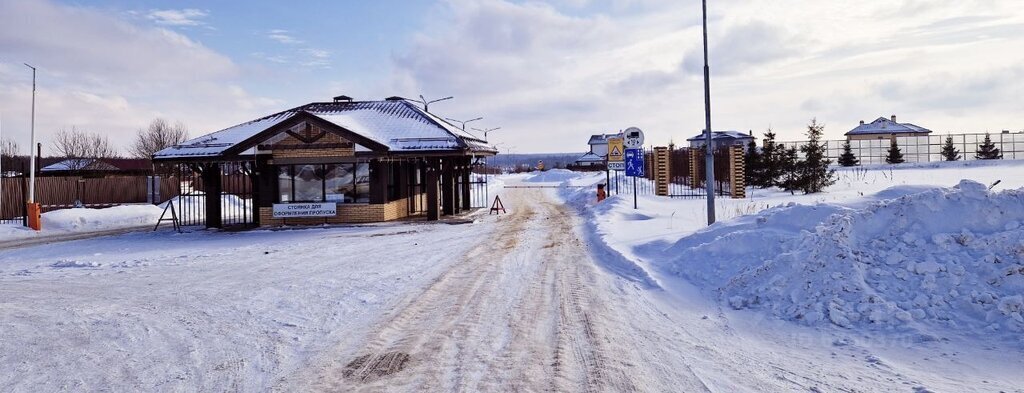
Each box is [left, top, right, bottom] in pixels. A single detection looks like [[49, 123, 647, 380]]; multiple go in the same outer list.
[[278, 166, 292, 202], [354, 163, 370, 203], [325, 164, 355, 203], [294, 164, 324, 202]]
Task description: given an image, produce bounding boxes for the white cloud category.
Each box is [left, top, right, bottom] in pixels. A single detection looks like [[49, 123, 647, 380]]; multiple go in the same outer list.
[[0, 0, 280, 156], [267, 29, 303, 45], [387, 0, 1024, 150], [145, 8, 209, 27]]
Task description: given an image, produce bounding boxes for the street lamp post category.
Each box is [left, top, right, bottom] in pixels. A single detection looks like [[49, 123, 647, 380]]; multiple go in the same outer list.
[[418, 95, 453, 113], [701, 0, 716, 225], [472, 127, 501, 142], [24, 64, 37, 204], [445, 116, 483, 132]]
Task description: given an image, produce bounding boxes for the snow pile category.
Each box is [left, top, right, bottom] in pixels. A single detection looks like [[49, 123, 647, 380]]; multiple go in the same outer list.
[[665, 180, 1024, 335], [40, 205, 163, 231], [522, 169, 582, 183]]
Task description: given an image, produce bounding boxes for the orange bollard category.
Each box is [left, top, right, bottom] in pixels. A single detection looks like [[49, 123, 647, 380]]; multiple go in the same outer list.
[[597, 184, 607, 202], [27, 202, 41, 231]]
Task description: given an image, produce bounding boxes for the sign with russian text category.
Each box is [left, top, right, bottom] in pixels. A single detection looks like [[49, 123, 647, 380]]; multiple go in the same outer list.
[[272, 202, 337, 218], [625, 148, 644, 177]]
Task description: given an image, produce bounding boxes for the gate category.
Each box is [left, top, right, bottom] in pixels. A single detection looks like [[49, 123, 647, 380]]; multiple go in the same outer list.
[[165, 162, 256, 228]]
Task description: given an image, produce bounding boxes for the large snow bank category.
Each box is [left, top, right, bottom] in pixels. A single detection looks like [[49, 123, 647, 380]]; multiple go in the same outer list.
[[1, 204, 164, 241], [522, 169, 582, 183], [41, 205, 163, 231], [665, 180, 1024, 336]]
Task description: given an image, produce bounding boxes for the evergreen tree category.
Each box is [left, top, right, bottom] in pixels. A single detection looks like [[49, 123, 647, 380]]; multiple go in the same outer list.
[[779, 146, 801, 194], [744, 139, 761, 182], [837, 140, 859, 167], [797, 119, 837, 193], [751, 129, 781, 188], [885, 139, 905, 164], [940, 135, 960, 161], [974, 133, 1002, 159]]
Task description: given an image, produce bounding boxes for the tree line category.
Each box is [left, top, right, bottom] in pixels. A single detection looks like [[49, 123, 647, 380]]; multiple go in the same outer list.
[[0, 118, 189, 172], [744, 119, 836, 194]]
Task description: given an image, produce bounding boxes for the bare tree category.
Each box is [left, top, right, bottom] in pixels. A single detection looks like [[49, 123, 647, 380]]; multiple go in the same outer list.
[[130, 118, 189, 159], [1, 138, 19, 174], [52, 126, 118, 171]]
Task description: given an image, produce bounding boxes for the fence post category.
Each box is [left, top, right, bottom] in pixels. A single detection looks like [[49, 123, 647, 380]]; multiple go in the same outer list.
[[688, 148, 700, 188], [653, 146, 669, 196], [729, 145, 746, 199]]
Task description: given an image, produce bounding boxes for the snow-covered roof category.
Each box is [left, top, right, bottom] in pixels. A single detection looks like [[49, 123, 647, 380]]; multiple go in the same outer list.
[[846, 117, 932, 136], [588, 133, 621, 145], [41, 158, 119, 172], [154, 99, 496, 160], [575, 152, 604, 163], [686, 130, 754, 142]]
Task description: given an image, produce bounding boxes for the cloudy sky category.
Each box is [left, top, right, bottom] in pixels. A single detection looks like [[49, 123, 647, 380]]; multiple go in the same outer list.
[[1, 0, 1022, 155]]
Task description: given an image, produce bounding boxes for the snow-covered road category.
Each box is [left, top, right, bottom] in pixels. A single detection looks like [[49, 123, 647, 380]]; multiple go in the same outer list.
[[3, 182, 1022, 392], [284, 188, 693, 392]]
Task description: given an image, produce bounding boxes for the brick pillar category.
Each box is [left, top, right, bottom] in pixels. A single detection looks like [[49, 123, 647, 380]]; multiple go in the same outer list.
[[688, 148, 701, 189], [729, 145, 747, 198], [426, 159, 440, 221], [653, 147, 669, 196]]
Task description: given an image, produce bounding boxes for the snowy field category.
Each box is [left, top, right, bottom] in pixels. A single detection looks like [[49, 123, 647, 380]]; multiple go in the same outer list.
[[1, 160, 1022, 391]]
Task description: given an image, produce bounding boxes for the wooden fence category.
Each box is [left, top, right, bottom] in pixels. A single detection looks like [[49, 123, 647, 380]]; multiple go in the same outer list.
[[1, 175, 178, 222]]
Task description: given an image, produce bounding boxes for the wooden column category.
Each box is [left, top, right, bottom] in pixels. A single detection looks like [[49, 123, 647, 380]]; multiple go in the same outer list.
[[441, 158, 455, 216], [425, 159, 440, 221], [369, 160, 389, 204], [201, 163, 222, 229], [253, 157, 275, 226], [461, 157, 472, 210]]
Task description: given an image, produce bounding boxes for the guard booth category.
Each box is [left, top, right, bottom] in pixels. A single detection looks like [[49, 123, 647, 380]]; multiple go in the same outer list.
[[152, 96, 496, 228]]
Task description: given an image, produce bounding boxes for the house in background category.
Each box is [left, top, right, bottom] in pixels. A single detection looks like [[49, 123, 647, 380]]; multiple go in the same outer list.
[[574, 132, 620, 167], [687, 130, 754, 151], [40, 158, 152, 176], [846, 115, 932, 140]]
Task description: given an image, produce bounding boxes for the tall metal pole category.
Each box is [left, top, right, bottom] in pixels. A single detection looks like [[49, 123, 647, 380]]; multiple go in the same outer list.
[[701, 0, 716, 225], [24, 63, 37, 203]]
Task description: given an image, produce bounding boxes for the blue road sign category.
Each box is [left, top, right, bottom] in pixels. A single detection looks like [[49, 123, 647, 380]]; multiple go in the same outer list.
[[625, 148, 644, 177]]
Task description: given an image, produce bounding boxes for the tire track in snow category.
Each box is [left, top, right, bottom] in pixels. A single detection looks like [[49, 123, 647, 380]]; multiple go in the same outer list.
[[282, 189, 648, 392]]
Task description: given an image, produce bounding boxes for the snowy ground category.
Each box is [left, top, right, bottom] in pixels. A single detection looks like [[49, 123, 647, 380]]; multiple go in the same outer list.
[[0, 204, 163, 242], [1, 160, 1022, 392]]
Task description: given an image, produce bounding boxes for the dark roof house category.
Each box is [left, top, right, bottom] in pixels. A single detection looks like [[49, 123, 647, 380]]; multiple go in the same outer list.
[[153, 96, 497, 228], [846, 115, 932, 139]]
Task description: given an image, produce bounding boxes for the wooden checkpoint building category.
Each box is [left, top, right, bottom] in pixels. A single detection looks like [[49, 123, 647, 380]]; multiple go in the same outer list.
[[152, 96, 497, 228]]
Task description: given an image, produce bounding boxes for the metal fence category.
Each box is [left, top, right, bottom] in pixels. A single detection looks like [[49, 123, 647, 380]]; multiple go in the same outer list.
[[779, 132, 1024, 165], [602, 146, 733, 198]]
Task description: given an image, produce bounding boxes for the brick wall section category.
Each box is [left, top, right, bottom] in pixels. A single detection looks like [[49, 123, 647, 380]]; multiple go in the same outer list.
[[653, 147, 670, 196], [729, 145, 746, 198], [258, 196, 420, 226], [270, 132, 355, 159]]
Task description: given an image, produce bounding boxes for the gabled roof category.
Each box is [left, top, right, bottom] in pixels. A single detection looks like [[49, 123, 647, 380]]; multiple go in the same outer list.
[[154, 99, 496, 160], [588, 133, 621, 145], [846, 117, 932, 135], [575, 152, 604, 163], [687, 130, 754, 142], [41, 158, 150, 172]]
